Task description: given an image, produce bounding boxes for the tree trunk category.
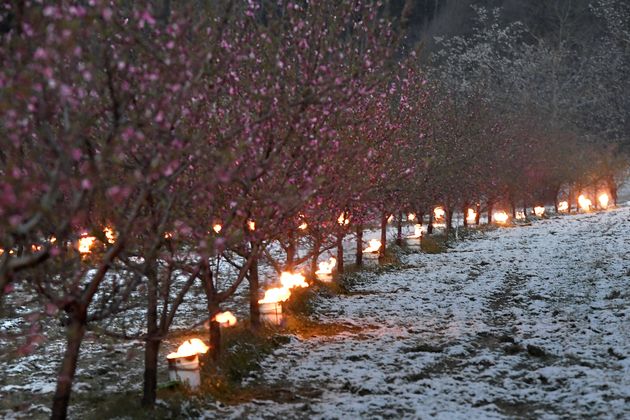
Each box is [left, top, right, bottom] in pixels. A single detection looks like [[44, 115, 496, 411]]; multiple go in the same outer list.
[[567, 189, 573, 213], [51, 313, 86, 420], [379, 212, 387, 258], [607, 176, 618, 206], [310, 235, 320, 274], [427, 212, 434, 234], [511, 201, 517, 219], [396, 212, 403, 246], [445, 207, 452, 237], [248, 255, 260, 331], [487, 202, 493, 224], [142, 261, 159, 407], [201, 261, 221, 359], [475, 203, 481, 225], [142, 339, 160, 407], [355, 224, 363, 266], [336, 233, 344, 275], [285, 230, 296, 271]]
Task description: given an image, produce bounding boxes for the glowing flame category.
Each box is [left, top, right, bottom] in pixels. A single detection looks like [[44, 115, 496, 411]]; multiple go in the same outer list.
[[167, 338, 209, 359], [316, 257, 337, 275], [558, 201, 569, 212], [598, 193, 609, 209], [280, 272, 308, 289], [364, 239, 381, 253], [516, 211, 526, 220], [258, 287, 291, 304], [493, 211, 509, 224], [337, 212, 349, 226], [164, 232, 173, 239], [104, 227, 116, 244], [77, 235, 96, 254], [466, 209, 477, 224], [247, 220, 256, 231], [578, 195, 592, 211], [387, 214, 394, 223], [31, 244, 42, 252], [213, 224, 222, 233], [407, 213, 416, 221], [214, 311, 237, 327], [298, 222, 308, 230], [534, 206, 545, 217], [434, 207, 445, 221]]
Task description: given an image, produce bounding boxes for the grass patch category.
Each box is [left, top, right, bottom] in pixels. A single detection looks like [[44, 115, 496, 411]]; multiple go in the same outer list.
[[420, 235, 448, 254]]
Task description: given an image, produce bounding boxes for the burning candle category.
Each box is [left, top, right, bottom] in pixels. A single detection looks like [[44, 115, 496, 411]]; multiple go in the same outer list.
[[598, 193, 609, 209], [466, 208, 477, 224], [77, 235, 96, 254], [493, 211, 509, 224], [104, 227, 116, 244], [280, 272, 308, 289], [407, 224, 423, 239], [258, 287, 290, 325], [534, 206, 545, 217], [166, 338, 209, 389], [578, 195, 592, 212], [315, 257, 337, 282], [363, 239, 381, 253], [213, 311, 237, 328], [433, 207, 445, 221]]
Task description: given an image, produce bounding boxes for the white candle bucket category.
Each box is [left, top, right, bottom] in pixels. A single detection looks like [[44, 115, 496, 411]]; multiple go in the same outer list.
[[316, 273, 333, 283], [259, 301, 284, 325], [168, 354, 201, 389]]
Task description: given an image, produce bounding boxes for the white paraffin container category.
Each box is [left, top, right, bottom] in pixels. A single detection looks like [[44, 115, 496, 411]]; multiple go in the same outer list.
[[167, 354, 201, 389], [259, 301, 283, 325], [316, 273, 333, 283]]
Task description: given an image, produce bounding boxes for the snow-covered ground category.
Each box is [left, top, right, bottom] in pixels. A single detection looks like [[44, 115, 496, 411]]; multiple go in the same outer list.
[[215, 207, 630, 419]]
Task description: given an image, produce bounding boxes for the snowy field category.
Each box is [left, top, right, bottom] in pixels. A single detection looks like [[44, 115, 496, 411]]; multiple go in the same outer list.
[[216, 207, 630, 419]]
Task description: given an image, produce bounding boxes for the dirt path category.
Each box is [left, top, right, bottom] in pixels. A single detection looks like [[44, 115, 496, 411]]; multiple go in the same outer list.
[[217, 209, 630, 419]]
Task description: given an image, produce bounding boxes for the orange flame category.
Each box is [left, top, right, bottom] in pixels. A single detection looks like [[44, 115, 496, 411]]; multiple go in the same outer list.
[[258, 287, 291, 304], [407, 213, 416, 221], [337, 212, 349, 226], [578, 195, 592, 211], [104, 227, 116, 244], [466, 209, 477, 224], [298, 222, 308, 230], [534, 206, 545, 217], [77, 235, 96, 254], [247, 220, 256, 231], [516, 211, 526, 220], [166, 338, 209, 359], [598, 193, 609, 209], [387, 214, 394, 223], [493, 211, 509, 224], [213, 224, 222, 233], [434, 207, 445, 221], [557, 201, 568, 212], [214, 311, 237, 327], [316, 257, 337, 275], [364, 239, 381, 253], [280, 272, 308, 289]]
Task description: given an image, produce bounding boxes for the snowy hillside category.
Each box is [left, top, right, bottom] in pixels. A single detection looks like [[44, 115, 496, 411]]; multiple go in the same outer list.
[[217, 207, 630, 419]]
